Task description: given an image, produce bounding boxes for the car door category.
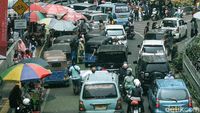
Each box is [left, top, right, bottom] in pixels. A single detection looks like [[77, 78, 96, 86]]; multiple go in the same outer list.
[[148, 84, 158, 110]]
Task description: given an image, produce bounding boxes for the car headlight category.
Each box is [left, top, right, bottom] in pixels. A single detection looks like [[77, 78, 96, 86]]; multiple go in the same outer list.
[[145, 73, 149, 77]]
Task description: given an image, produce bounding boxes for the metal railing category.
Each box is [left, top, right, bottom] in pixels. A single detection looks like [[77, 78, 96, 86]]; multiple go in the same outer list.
[[182, 53, 200, 103]]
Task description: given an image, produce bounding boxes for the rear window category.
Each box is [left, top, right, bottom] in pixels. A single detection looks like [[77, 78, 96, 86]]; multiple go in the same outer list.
[[143, 45, 164, 53], [145, 63, 169, 73], [50, 62, 61, 68], [145, 34, 164, 40], [115, 5, 129, 13], [83, 83, 117, 99], [73, 6, 87, 10], [158, 89, 188, 100], [93, 15, 108, 21], [107, 29, 124, 36], [162, 20, 177, 27]]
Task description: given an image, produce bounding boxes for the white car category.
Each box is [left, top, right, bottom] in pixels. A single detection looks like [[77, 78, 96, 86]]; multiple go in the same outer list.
[[161, 17, 187, 40], [105, 25, 127, 46], [138, 40, 167, 56]]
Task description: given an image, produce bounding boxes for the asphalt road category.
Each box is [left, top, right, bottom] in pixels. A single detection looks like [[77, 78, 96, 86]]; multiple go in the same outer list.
[[41, 15, 195, 113]]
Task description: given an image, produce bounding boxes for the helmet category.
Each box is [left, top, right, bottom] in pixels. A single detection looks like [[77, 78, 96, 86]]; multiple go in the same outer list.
[[134, 79, 141, 87], [23, 98, 30, 105], [122, 62, 128, 69]]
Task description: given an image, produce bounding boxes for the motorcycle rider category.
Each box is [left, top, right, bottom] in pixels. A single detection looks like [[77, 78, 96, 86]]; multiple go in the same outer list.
[[124, 68, 135, 94], [164, 71, 174, 79], [69, 61, 81, 95], [151, 8, 158, 20], [119, 62, 129, 85], [127, 79, 144, 113]]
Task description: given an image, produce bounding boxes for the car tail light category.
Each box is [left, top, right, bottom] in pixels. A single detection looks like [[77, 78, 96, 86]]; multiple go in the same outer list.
[[115, 98, 122, 110], [79, 100, 86, 111], [176, 27, 179, 33], [156, 98, 160, 108], [188, 97, 193, 107]]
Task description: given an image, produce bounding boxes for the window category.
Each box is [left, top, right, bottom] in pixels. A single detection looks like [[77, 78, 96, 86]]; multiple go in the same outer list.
[[145, 34, 164, 40], [106, 29, 124, 36], [50, 62, 61, 67], [145, 63, 169, 73], [143, 45, 164, 53], [158, 89, 188, 100], [98, 52, 126, 63], [83, 84, 117, 99], [115, 5, 129, 13], [163, 20, 177, 27], [93, 15, 108, 21]]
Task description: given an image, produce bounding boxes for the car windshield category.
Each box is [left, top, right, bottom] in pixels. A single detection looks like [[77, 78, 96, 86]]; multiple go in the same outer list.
[[93, 15, 108, 21], [115, 5, 129, 13], [107, 29, 124, 36], [162, 20, 177, 27], [83, 83, 117, 99], [145, 34, 164, 40], [145, 63, 169, 72], [98, 52, 126, 63], [143, 45, 164, 53], [158, 89, 188, 100]]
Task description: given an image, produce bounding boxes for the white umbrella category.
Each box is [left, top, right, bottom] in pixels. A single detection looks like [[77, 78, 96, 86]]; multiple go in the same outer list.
[[193, 11, 200, 20], [48, 19, 77, 31]]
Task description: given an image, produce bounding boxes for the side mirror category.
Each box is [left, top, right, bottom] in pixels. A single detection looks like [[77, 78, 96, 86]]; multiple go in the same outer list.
[[133, 61, 137, 64], [137, 45, 141, 48], [128, 52, 132, 55]]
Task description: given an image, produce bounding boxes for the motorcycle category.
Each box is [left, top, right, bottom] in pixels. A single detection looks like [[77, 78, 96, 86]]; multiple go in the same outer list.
[[128, 96, 141, 113], [16, 98, 32, 113]]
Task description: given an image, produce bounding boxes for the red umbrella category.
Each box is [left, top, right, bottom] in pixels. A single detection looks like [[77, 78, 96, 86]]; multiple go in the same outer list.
[[63, 12, 87, 22], [44, 4, 68, 15], [29, 3, 46, 13], [24, 11, 45, 22]]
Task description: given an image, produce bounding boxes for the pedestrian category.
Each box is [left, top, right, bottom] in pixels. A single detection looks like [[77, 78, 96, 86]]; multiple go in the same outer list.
[[69, 61, 81, 95], [13, 51, 20, 64], [191, 18, 198, 37], [134, 5, 139, 21], [9, 84, 22, 113], [164, 71, 174, 79], [152, 22, 157, 29], [77, 38, 85, 63], [29, 36, 38, 57], [144, 22, 150, 35], [17, 39, 27, 53]]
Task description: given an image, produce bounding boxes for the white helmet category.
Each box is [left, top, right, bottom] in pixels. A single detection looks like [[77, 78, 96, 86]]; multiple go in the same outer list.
[[23, 98, 30, 105], [134, 79, 141, 87], [122, 62, 128, 69]]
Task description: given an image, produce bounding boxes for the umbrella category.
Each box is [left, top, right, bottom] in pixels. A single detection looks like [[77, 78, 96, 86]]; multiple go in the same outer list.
[[48, 19, 77, 31], [193, 11, 200, 20], [19, 58, 49, 68], [37, 18, 57, 26], [44, 4, 68, 15], [0, 63, 51, 81], [63, 12, 86, 22], [29, 3, 46, 13], [24, 11, 45, 22]]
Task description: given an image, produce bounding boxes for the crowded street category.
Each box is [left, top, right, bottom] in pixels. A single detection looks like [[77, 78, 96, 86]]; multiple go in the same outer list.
[[1, 0, 200, 113]]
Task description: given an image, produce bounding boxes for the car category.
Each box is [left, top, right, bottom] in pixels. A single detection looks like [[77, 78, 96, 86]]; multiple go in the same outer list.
[[48, 0, 78, 6], [69, 3, 97, 11], [138, 40, 167, 57], [98, 2, 130, 25], [105, 24, 127, 46], [79, 70, 123, 113], [134, 54, 170, 92], [83, 12, 108, 30], [160, 17, 187, 41], [144, 29, 174, 56], [148, 79, 193, 113], [96, 45, 129, 69]]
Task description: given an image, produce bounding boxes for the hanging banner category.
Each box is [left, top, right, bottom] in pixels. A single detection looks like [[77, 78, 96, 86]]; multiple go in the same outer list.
[[0, 0, 8, 56]]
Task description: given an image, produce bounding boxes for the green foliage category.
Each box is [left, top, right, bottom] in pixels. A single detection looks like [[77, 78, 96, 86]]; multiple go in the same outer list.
[[172, 53, 183, 73]]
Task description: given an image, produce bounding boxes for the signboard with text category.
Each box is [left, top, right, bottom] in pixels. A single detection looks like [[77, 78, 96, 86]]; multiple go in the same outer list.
[[14, 19, 27, 29], [12, 0, 29, 15]]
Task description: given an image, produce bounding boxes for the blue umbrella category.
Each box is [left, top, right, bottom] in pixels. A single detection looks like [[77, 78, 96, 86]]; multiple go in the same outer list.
[[48, 19, 77, 31]]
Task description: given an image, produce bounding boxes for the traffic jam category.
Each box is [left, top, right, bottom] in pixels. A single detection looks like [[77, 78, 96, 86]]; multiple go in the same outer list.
[[2, 0, 200, 113]]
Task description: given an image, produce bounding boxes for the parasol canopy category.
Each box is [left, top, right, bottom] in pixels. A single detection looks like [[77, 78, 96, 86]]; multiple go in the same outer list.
[[0, 63, 51, 81]]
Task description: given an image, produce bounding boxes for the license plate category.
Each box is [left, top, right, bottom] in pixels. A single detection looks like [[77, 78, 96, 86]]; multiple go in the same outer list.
[[166, 106, 181, 112], [95, 105, 107, 110], [119, 15, 125, 18]]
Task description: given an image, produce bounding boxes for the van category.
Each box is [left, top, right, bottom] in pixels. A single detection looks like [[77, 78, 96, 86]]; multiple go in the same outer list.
[[79, 71, 123, 113], [98, 2, 129, 25], [148, 79, 193, 113]]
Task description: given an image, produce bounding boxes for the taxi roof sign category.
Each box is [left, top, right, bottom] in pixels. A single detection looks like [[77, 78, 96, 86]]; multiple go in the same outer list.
[[12, 0, 29, 15]]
